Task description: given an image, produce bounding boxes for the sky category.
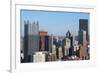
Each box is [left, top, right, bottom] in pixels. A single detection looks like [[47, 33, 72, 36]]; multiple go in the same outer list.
[[21, 10, 89, 36]]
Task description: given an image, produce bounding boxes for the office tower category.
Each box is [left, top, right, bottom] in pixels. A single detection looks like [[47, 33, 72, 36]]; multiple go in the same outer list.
[[66, 30, 73, 47], [79, 30, 88, 60], [63, 38, 71, 57], [39, 31, 48, 51], [49, 34, 54, 52], [33, 52, 46, 62], [51, 45, 57, 61], [62, 30, 72, 57], [58, 46, 63, 60], [69, 46, 74, 57], [83, 30, 87, 46], [79, 19, 89, 45], [45, 36, 49, 51], [73, 35, 75, 46], [73, 40, 79, 57], [79, 30, 87, 46], [24, 21, 39, 62]]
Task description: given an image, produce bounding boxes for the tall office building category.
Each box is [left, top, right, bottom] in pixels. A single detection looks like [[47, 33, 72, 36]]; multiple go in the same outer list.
[[73, 40, 79, 57], [24, 21, 39, 62], [62, 30, 72, 57], [66, 30, 73, 46], [78, 19, 89, 60], [45, 36, 50, 51], [73, 40, 79, 51], [39, 31, 48, 51], [58, 46, 63, 60], [83, 30, 87, 46], [63, 38, 71, 56], [79, 30, 88, 59], [79, 30, 87, 46], [49, 34, 54, 52], [79, 19, 89, 45], [51, 44, 57, 61]]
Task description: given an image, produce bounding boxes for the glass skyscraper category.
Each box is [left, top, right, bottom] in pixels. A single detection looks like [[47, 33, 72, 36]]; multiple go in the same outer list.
[[24, 21, 39, 62]]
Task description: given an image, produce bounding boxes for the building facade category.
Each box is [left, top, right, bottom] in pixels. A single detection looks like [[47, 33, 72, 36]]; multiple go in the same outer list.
[[33, 52, 46, 62], [24, 21, 39, 62], [39, 31, 48, 51], [79, 19, 89, 45], [63, 38, 71, 57]]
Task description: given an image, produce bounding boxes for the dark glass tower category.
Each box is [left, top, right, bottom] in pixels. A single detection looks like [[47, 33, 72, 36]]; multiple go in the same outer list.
[[79, 19, 89, 45], [24, 21, 39, 62]]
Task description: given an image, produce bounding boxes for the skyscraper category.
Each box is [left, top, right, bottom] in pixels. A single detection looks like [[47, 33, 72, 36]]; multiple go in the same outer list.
[[24, 21, 39, 62], [39, 31, 48, 51], [58, 46, 63, 60], [83, 30, 87, 46], [78, 19, 89, 60], [79, 30, 87, 46], [62, 30, 73, 57], [66, 30, 73, 46], [51, 45, 57, 61], [49, 35, 54, 53], [63, 38, 71, 57], [45, 36, 50, 51], [79, 19, 89, 45]]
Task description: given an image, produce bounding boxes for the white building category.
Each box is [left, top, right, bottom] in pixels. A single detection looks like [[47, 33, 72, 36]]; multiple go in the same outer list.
[[83, 30, 87, 46], [79, 30, 87, 46], [64, 38, 71, 56], [73, 40, 79, 51], [52, 45, 57, 60], [58, 46, 63, 60], [33, 52, 46, 62], [52, 45, 56, 54]]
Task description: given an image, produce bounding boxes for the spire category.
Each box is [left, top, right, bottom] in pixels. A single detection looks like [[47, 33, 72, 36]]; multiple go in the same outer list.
[[66, 30, 71, 38]]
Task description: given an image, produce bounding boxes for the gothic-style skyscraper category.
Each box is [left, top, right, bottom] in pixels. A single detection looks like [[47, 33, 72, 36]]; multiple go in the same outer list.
[[24, 20, 39, 62], [66, 30, 71, 38], [66, 30, 73, 46]]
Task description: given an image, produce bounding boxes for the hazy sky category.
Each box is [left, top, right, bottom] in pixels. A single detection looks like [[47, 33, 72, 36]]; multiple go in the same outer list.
[[21, 10, 89, 36]]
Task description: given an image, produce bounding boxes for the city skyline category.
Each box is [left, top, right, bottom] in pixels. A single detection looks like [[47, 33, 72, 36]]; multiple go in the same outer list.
[[20, 10, 90, 63], [21, 10, 89, 36]]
